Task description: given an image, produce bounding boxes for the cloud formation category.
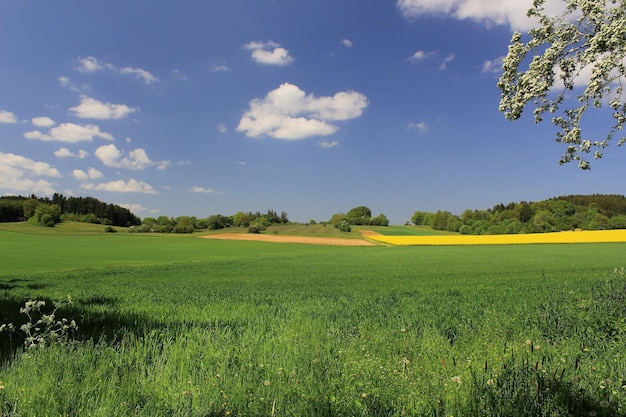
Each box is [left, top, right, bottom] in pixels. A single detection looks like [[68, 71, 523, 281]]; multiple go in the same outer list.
[[0, 110, 17, 124], [81, 178, 157, 194], [24, 123, 114, 143], [0, 152, 61, 195], [32, 116, 56, 127], [72, 167, 103, 181], [319, 140, 339, 149], [237, 83, 368, 140], [94, 144, 170, 171], [189, 186, 222, 194], [244, 41, 294, 66], [70, 97, 138, 120], [75, 56, 159, 84], [54, 147, 88, 159], [397, 0, 544, 31]]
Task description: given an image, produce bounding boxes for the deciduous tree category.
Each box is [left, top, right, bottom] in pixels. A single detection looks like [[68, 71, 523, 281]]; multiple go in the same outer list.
[[498, 0, 626, 169]]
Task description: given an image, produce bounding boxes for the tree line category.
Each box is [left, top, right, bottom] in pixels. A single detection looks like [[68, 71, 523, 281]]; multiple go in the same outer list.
[[412, 194, 626, 234], [129, 209, 290, 234], [0, 194, 141, 227]]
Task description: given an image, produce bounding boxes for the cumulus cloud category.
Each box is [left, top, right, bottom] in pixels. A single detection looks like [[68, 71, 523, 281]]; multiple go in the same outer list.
[[0, 152, 61, 195], [396, 0, 564, 31], [0, 110, 17, 124], [237, 83, 368, 140], [32, 116, 56, 127], [24, 123, 114, 143], [75, 56, 159, 84], [189, 186, 222, 194], [217, 123, 228, 134], [95, 144, 169, 171], [54, 147, 88, 159], [72, 167, 103, 181], [81, 178, 157, 194], [244, 40, 294, 66], [340, 39, 353, 47], [69, 97, 138, 120]]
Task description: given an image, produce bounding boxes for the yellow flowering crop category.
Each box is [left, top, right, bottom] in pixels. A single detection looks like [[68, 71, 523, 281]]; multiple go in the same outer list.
[[368, 230, 626, 246]]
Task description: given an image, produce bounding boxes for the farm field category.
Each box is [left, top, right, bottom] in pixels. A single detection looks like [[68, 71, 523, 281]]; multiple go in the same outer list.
[[1, 223, 626, 416]]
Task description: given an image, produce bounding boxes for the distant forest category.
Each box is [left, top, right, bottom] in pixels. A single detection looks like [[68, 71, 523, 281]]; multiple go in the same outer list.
[[0, 194, 141, 227], [412, 194, 626, 234], [3, 193, 626, 234]]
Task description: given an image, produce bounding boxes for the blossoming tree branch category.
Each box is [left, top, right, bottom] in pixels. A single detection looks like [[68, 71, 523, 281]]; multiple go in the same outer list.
[[498, 0, 626, 169]]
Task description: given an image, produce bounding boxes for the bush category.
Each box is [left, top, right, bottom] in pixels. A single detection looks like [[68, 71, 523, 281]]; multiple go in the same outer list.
[[104, 226, 117, 233], [248, 224, 263, 234], [337, 220, 351, 232]]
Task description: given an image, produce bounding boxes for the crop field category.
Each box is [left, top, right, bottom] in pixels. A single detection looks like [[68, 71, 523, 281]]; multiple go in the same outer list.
[[367, 229, 626, 246], [1, 223, 626, 416]]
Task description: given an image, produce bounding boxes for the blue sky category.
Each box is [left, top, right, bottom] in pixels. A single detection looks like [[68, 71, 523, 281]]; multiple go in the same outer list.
[[1, 0, 624, 224]]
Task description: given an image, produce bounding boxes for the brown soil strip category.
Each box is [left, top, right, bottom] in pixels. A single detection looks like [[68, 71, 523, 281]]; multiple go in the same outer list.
[[199, 233, 377, 246], [360, 230, 383, 237]]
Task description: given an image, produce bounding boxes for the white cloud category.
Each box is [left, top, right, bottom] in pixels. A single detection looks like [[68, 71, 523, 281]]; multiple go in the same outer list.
[[0, 152, 62, 177], [82, 178, 157, 194], [54, 147, 88, 159], [409, 50, 434, 62], [25, 123, 114, 143], [217, 123, 228, 134], [244, 40, 294, 66], [189, 186, 222, 194], [319, 140, 339, 149], [75, 56, 159, 84], [0, 110, 17, 124], [71, 167, 103, 181], [94, 144, 170, 171], [32, 116, 56, 127], [439, 53, 455, 70], [95, 144, 151, 170], [482, 56, 505, 74], [76, 56, 105, 73], [209, 64, 230, 73], [171, 69, 188, 80], [0, 152, 61, 195], [408, 121, 429, 133], [396, 0, 565, 31], [119, 203, 147, 213], [340, 39, 353, 48], [119, 66, 159, 85], [237, 83, 368, 140], [69, 97, 138, 120]]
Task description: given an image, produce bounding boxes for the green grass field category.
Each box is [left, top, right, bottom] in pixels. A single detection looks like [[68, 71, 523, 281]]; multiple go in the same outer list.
[[1, 222, 625, 416]]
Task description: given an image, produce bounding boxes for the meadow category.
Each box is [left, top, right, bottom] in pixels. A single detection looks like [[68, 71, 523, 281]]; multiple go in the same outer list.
[[1, 223, 626, 416]]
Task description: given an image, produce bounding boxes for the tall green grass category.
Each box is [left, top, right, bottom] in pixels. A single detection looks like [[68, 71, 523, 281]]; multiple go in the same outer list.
[[1, 228, 625, 416]]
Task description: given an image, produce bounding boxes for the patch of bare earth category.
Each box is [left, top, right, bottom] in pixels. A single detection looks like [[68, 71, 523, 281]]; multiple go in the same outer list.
[[199, 233, 377, 246], [360, 230, 382, 237]]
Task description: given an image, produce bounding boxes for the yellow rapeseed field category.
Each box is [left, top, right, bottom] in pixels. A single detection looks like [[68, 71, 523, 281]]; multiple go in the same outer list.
[[367, 229, 626, 246]]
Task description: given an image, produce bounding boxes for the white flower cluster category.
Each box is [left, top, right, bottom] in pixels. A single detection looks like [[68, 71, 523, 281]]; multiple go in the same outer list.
[[498, 0, 626, 169]]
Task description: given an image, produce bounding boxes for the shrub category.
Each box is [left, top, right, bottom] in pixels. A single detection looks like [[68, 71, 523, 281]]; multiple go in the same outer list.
[[338, 220, 351, 232], [104, 226, 117, 233], [248, 224, 263, 234]]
